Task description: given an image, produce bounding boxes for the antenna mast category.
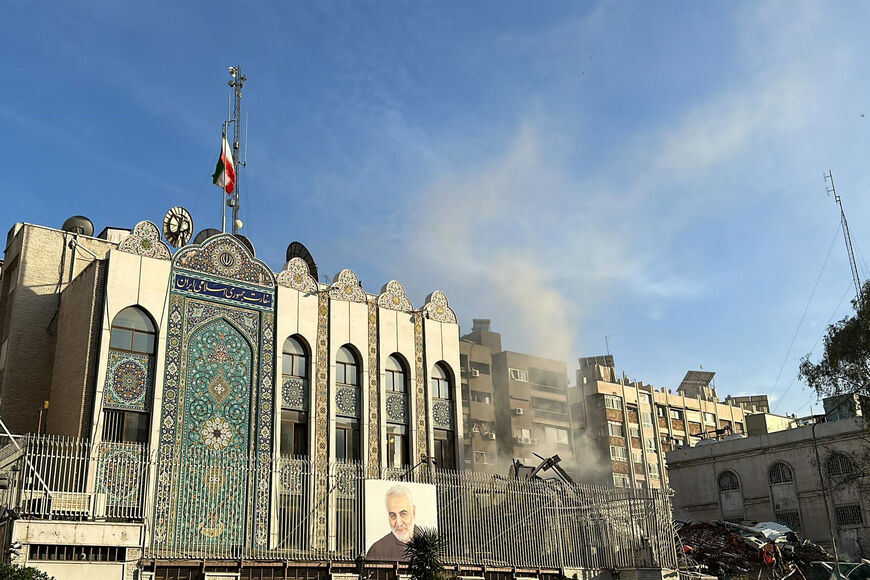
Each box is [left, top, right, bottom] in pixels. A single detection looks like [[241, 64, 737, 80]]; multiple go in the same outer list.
[[825, 170, 862, 302], [228, 66, 246, 235]]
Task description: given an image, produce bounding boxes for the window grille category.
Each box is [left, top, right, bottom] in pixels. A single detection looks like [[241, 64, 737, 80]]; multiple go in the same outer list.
[[826, 452, 856, 478], [768, 462, 793, 485], [718, 470, 740, 491], [835, 503, 864, 527], [29, 544, 126, 562], [774, 510, 801, 532]]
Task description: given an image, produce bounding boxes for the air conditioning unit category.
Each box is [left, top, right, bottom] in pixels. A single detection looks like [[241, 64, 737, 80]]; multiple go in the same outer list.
[[513, 408, 524, 415], [471, 425, 480, 433], [471, 369, 480, 377], [529, 438, 538, 446], [485, 433, 496, 440]]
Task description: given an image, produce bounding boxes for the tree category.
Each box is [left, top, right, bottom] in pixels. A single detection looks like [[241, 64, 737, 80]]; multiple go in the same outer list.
[[0, 562, 55, 580], [403, 527, 446, 580], [800, 282, 870, 399]]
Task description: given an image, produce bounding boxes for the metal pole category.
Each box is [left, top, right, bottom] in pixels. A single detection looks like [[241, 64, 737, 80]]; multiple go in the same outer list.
[[812, 420, 840, 572]]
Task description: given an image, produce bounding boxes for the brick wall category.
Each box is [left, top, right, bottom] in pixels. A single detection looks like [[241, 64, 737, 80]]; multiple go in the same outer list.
[[47, 259, 106, 437], [0, 225, 114, 434]]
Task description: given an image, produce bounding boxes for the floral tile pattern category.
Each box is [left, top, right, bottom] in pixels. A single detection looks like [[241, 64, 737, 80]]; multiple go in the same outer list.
[[276, 257, 318, 293], [367, 298, 380, 473], [413, 312, 429, 461], [377, 280, 413, 311], [103, 351, 152, 412], [328, 269, 366, 303], [422, 290, 457, 324], [118, 220, 171, 260]]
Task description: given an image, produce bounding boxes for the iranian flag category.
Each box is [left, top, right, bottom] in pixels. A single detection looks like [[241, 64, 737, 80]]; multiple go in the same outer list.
[[212, 135, 236, 195]]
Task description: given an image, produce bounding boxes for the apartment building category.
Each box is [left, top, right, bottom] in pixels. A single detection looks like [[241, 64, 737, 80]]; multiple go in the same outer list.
[[570, 355, 751, 489], [460, 320, 573, 475]]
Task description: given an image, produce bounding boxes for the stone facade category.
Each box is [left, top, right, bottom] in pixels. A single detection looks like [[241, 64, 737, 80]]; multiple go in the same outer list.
[[667, 416, 870, 559]]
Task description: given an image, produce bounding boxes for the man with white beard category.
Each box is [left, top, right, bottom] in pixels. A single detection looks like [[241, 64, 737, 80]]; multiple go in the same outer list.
[[365, 484, 419, 561]]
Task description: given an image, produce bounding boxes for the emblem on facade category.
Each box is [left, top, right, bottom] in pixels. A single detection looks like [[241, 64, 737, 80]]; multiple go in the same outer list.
[[422, 290, 457, 323], [118, 220, 171, 260], [329, 269, 366, 303], [276, 257, 318, 292], [377, 280, 413, 311]]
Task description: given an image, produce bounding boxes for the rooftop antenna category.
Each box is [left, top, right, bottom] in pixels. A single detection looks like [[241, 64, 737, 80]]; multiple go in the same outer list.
[[824, 170, 862, 303], [228, 66, 246, 235]]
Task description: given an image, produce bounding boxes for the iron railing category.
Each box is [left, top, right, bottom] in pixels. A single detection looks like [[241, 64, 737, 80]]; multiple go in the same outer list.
[[0, 435, 678, 569]]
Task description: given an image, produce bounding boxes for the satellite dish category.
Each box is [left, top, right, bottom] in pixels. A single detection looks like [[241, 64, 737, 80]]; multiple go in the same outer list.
[[286, 242, 318, 281], [61, 216, 94, 237], [193, 228, 221, 245], [162, 206, 194, 248], [234, 234, 255, 256]]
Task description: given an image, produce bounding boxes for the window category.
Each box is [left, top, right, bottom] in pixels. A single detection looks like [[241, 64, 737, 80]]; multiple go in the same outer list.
[[282, 336, 309, 383], [544, 426, 569, 445], [607, 421, 625, 438], [669, 409, 683, 421], [386, 424, 409, 468], [610, 445, 627, 461], [434, 429, 456, 470], [646, 438, 656, 451], [641, 411, 653, 428], [336, 346, 359, 388], [629, 426, 640, 438], [509, 368, 529, 382], [640, 392, 652, 405], [431, 363, 453, 400], [703, 412, 716, 425], [718, 470, 740, 492], [648, 463, 660, 479], [335, 418, 360, 462], [385, 355, 407, 393], [279, 410, 308, 457], [109, 307, 156, 354], [470, 362, 490, 375], [835, 504, 864, 527], [775, 511, 801, 533], [826, 452, 856, 478], [103, 409, 149, 444], [474, 451, 496, 465], [632, 450, 643, 464], [470, 390, 491, 404], [604, 395, 623, 410], [613, 473, 630, 488], [769, 462, 793, 485]]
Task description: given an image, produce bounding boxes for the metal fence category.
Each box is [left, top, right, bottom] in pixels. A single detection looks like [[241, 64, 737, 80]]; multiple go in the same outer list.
[[0, 435, 678, 570]]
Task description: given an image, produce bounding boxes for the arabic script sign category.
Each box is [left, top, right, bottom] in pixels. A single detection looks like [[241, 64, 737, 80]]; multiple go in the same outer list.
[[174, 273, 273, 308]]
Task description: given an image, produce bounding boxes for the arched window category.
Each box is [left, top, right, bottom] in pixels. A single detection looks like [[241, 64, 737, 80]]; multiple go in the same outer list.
[[280, 336, 309, 457], [385, 354, 409, 469], [282, 336, 309, 382], [431, 362, 456, 470], [430, 363, 452, 400], [827, 452, 856, 478], [718, 470, 740, 492], [103, 306, 156, 444], [768, 461, 802, 532], [109, 306, 156, 354], [335, 345, 361, 462], [768, 462, 793, 485], [385, 355, 407, 393]]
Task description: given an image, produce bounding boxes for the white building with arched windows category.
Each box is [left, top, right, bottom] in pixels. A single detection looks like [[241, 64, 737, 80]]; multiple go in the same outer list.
[[0, 219, 680, 580]]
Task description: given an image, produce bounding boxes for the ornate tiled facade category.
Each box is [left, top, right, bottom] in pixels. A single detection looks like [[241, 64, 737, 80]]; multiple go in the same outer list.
[[328, 269, 366, 303], [377, 280, 413, 311], [367, 298, 380, 472], [281, 377, 308, 411], [276, 257, 318, 293], [153, 234, 275, 551], [413, 312, 429, 460], [103, 351, 153, 412], [422, 290, 457, 323], [118, 220, 171, 260]]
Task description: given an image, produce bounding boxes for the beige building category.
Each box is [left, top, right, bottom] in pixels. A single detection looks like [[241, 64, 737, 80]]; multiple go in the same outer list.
[[667, 407, 870, 559], [460, 320, 573, 475], [570, 355, 751, 489]]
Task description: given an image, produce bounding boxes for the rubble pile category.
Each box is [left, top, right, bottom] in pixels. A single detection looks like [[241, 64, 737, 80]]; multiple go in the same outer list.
[[676, 521, 835, 580]]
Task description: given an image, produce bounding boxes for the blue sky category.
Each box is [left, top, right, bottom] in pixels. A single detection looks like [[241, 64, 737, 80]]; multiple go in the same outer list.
[[4, 1, 870, 415]]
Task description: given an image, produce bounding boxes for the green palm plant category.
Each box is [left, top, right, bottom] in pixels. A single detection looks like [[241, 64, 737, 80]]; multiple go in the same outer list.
[[403, 527, 446, 580]]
